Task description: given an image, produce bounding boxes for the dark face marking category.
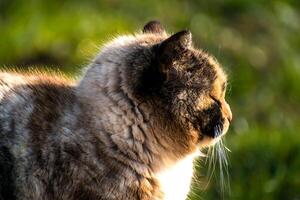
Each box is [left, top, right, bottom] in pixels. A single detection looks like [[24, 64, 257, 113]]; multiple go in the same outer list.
[[198, 103, 224, 138]]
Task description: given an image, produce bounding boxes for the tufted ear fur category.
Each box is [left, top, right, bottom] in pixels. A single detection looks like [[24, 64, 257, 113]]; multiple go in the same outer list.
[[156, 30, 192, 71], [143, 20, 165, 34]]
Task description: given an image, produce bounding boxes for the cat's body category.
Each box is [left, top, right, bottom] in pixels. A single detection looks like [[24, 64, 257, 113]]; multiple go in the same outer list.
[[0, 21, 232, 200]]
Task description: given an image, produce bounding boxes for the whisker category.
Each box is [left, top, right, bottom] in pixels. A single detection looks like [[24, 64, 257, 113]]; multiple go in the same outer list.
[[218, 138, 231, 199], [203, 133, 231, 199], [205, 145, 217, 190]]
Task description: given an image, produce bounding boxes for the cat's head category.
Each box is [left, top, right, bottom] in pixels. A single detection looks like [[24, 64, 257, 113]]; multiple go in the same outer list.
[[130, 21, 232, 148]]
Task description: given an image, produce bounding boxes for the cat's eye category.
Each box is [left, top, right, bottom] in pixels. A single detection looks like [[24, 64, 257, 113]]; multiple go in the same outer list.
[[209, 95, 221, 107]]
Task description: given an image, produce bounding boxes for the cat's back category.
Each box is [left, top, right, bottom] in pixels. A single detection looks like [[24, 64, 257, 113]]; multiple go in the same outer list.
[[0, 71, 76, 140], [0, 72, 87, 200], [0, 71, 75, 106]]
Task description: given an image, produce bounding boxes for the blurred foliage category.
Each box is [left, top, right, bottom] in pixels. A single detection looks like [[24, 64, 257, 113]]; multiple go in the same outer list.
[[1, 0, 300, 199]]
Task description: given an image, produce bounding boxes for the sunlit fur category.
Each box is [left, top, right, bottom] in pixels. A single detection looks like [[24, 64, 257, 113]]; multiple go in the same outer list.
[[0, 21, 232, 200]]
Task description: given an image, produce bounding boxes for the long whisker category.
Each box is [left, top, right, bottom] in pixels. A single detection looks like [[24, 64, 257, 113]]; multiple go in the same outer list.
[[204, 125, 231, 199], [205, 124, 222, 189], [217, 138, 231, 198], [205, 144, 216, 190]]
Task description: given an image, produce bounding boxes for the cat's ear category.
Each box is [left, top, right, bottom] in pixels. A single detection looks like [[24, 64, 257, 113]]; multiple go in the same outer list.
[[156, 30, 192, 67], [143, 20, 165, 34]]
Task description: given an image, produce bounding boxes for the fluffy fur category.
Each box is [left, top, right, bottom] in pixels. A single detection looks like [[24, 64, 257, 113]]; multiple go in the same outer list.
[[0, 21, 232, 200]]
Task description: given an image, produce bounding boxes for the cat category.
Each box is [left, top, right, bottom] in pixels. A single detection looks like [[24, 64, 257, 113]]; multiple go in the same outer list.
[[0, 21, 232, 200]]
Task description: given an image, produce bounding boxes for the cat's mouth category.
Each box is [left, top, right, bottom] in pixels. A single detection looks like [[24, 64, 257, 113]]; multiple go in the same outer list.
[[198, 118, 230, 147]]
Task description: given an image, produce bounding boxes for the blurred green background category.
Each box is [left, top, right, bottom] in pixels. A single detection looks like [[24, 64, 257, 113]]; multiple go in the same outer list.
[[1, 0, 300, 199]]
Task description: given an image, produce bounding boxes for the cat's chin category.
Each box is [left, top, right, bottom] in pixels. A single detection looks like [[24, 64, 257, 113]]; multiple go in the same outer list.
[[198, 135, 223, 147], [198, 126, 229, 147]]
